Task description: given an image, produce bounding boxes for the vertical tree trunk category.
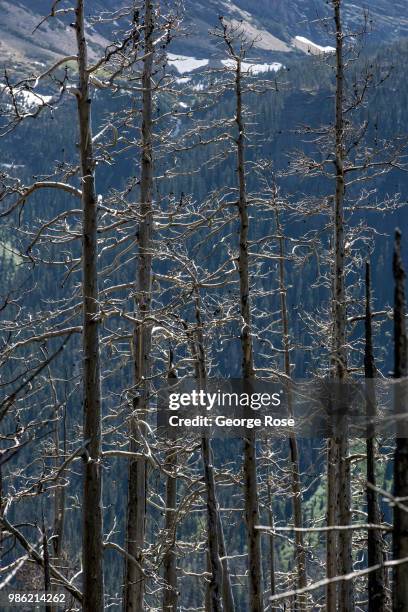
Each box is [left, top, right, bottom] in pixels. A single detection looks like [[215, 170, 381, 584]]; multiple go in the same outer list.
[[392, 229, 408, 611], [163, 451, 177, 611], [266, 473, 276, 611], [216, 506, 236, 612], [75, 2, 104, 609], [43, 518, 52, 612], [326, 439, 339, 611], [328, 3, 354, 610], [124, 2, 154, 610], [51, 399, 65, 612], [201, 436, 224, 611], [365, 261, 386, 611], [332, 7, 346, 381], [275, 207, 307, 609], [193, 288, 235, 612], [235, 57, 263, 612], [53, 405, 65, 561], [163, 354, 178, 611]]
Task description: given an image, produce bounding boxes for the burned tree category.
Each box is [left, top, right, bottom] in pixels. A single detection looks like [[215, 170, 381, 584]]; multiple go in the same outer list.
[[217, 18, 264, 612], [364, 261, 386, 612], [393, 229, 408, 611], [123, 1, 155, 609], [75, 1, 104, 609]]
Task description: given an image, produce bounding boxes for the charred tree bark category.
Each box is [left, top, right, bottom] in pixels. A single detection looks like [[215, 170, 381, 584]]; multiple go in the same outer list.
[[392, 229, 408, 611], [216, 505, 236, 612], [275, 206, 306, 609], [234, 55, 263, 612], [52, 404, 66, 561], [124, 2, 154, 610], [75, 2, 104, 609], [266, 473, 276, 611], [163, 450, 178, 611], [364, 261, 386, 611], [326, 439, 340, 611], [327, 3, 354, 610], [163, 353, 178, 611], [42, 518, 52, 612], [201, 436, 224, 612], [193, 288, 235, 612], [233, 53, 264, 612]]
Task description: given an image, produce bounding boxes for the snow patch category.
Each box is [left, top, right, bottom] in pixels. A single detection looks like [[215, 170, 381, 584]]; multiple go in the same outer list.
[[3, 88, 54, 113], [167, 53, 209, 74], [294, 36, 335, 55], [17, 90, 53, 110], [221, 60, 283, 75]]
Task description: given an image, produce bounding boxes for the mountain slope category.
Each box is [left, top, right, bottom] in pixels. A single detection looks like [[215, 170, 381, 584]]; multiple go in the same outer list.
[[1, 0, 408, 70]]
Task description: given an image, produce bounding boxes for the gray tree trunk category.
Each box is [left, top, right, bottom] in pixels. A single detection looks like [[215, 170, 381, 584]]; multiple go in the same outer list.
[[326, 439, 339, 611], [193, 289, 235, 612], [275, 207, 307, 609], [392, 229, 408, 611], [163, 354, 178, 611], [216, 506, 236, 612], [235, 57, 263, 612], [75, 2, 104, 609], [201, 436, 224, 611], [52, 405, 66, 561], [43, 519, 52, 612], [328, 3, 354, 610], [364, 261, 386, 611], [266, 473, 276, 611], [124, 2, 154, 610], [163, 452, 177, 611]]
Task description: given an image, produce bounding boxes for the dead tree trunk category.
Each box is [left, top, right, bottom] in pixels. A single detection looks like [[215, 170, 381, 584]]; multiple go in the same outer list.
[[51, 398, 66, 612], [266, 473, 276, 611], [216, 21, 263, 608], [230, 54, 263, 612], [42, 517, 53, 612], [234, 55, 263, 612], [216, 505, 236, 612], [364, 261, 386, 611], [75, 2, 104, 609], [275, 206, 307, 609], [327, 3, 354, 610], [163, 351, 178, 611], [192, 288, 235, 612], [52, 401, 66, 562], [326, 438, 340, 611], [392, 229, 408, 611], [124, 2, 154, 610], [201, 436, 224, 612], [163, 452, 178, 611]]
